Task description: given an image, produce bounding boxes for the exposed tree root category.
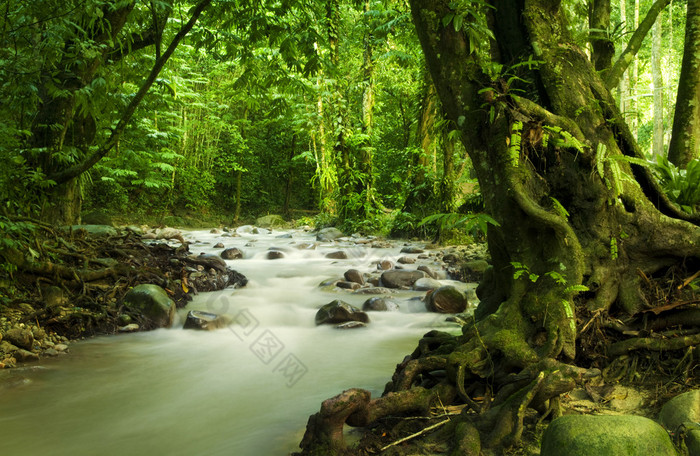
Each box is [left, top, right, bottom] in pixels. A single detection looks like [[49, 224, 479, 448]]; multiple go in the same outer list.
[[0, 224, 247, 341]]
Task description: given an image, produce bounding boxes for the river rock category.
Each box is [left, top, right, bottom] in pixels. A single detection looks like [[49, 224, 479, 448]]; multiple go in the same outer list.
[[183, 310, 229, 330], [540, 415, 677, 456], [256, 214, 286, 228], [13, 349, 39, 362], [315, 300, 370, 326], [353, 286, 394, 295], [214, 242, 225, 248], [118, 324, 140, 332], [68, 225, 119, 237], [221, 247, 244, 259], [362, 297, 400, 312], [344, 269, 364, 285], [4, 328, 34, 351], [187, 253, 228, 272], [336, 281, 361, 290], [461, 259, 491, 282], [236, 225, 255, 234], [425, 286, 468, 313], [377, 260, 393, 270], [316, 227, 344, 242], [335, 321, 367, 329], [397, 256, 416, 264], [413, 277, 442, 291], [400, 246, 424, 254], [326, 250, 348, 260], [658, 389, 700, 455], [122, 284, 176, 328], [267, 250, 285, 260], [276, 233, 293, 239], [380, 270, 425, 288], [295, 242, 317, 250], [417, 265, 437, 279]]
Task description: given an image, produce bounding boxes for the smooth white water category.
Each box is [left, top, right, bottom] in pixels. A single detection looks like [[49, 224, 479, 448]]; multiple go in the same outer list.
[[0, 228, 466, 456]]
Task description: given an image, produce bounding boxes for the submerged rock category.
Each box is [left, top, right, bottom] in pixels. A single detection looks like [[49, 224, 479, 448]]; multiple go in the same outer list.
[[315, 300, 370, 326], [183, 310, 229, 331], [335, 321, 367, 329], [122, 284, 176, 328], [541, 415, 677, 456], [325, 250, 349, 260]]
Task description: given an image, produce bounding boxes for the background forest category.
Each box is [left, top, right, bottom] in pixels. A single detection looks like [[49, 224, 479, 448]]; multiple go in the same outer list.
[[0, 0, 695, 233]]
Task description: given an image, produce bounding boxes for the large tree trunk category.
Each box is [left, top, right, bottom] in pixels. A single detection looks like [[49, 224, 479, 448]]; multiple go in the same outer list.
[[668, 0, 700, 167], [297, 1, 700, 454]]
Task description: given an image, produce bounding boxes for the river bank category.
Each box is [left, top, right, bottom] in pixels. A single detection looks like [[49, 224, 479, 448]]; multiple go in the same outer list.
[[0, 223, 492, 455]]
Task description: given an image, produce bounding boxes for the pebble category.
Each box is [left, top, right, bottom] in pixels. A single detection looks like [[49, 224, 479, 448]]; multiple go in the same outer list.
[[54, 344, 69, 352]]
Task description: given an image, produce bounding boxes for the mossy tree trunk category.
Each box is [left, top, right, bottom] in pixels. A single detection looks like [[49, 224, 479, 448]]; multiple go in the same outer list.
[[297, 1, 700, 454], [668, 0, 700, 167]]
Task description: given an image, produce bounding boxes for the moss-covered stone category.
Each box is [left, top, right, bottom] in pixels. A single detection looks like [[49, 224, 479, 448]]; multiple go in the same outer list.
[[122, 284, 175, 328], [541, 415, 677, 456]]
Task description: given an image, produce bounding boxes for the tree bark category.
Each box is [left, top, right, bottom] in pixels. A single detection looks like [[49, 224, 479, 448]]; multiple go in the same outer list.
[[652, 9, 665, 156], [605, 0, 672, 90], [35, 0, 211, 224], [668, 0, 700, 167], [589, 0, 614, 72], [296, 1, 700, 453]]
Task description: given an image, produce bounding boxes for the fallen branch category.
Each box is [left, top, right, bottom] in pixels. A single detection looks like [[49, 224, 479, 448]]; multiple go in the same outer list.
[[379, 418, 451, 452], [608, 333, 700, 356]]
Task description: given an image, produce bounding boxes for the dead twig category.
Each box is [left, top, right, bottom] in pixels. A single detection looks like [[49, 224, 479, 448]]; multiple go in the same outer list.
[[379, 418, 451, 452]]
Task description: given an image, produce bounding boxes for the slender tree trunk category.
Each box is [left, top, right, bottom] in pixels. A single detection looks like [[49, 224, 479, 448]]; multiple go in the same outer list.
[[618, 0, 628, 116], [590, 0, 614, 72], [359, 0, 376, 211], [668, 0, 700, 167], [631, 0, 640, 140], [402, 73, 438, 216], [652, 9, 665, 156]]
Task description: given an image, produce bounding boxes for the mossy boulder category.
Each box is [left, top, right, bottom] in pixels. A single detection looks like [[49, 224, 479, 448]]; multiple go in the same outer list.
[[658, 390, 700, 455], [66, 225, 119, 236], [256, 214, 287, 228], [541, 415, 677, 456], [122, 284, 176, 328], [425, 285, 468, 313]]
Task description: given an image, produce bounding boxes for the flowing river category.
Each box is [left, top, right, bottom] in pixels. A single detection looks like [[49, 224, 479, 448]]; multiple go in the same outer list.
[[0, 228, 469, 455]]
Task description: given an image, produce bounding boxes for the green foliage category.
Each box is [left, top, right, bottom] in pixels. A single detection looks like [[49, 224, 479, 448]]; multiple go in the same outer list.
[[419, 212, 500, 239], [441, 0, 495, 55], [511, 262, 540, 283], [648, 155, 700, 213], [542, 125, 586, 153], [549, 197, 570, 220]]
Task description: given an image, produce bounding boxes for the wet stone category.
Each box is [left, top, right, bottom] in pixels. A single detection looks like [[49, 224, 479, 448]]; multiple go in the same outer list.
[[344, 269, 365, 285]]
